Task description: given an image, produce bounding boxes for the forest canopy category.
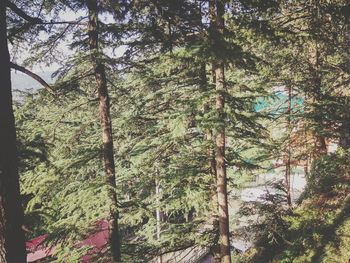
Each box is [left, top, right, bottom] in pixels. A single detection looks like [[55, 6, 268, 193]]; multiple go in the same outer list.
[[0, 0, 349, 262]]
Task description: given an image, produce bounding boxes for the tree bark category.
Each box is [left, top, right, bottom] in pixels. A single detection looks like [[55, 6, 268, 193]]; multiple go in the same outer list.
[[203, 65, 220, 262], [208, 128, 221, 263], [207, 2, 223, 261], [339, 99, 350, 150], [285, 85, 292, 206], [155, 179, 162, 263], [311, 0, 327, 156], [0, 1, 27, 262], [212, 0, 231, 262], [86, 0, 121, 261], [312, 46, 327, 156]]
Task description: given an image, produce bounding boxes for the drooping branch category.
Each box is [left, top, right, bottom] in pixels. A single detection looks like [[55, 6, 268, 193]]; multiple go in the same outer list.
[[10, 62, 56, 95]]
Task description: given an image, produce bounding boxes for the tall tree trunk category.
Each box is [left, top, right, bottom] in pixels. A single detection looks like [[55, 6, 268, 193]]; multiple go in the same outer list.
[[155, 179, 162, 263], [208, 66, 221, 263], [208, 128, 221, 263], [86, 0, 121, 261], [312, 46, 327, 155], [212, 0, 231, 262], [207, 2, 222, 261], [339, 97, 350, 150], [311, 0, 327, 156], [285, 85, 292, 206], [200, 61, 220, 261], [303, 118, 310, 178], [0, 1, 26, 262]]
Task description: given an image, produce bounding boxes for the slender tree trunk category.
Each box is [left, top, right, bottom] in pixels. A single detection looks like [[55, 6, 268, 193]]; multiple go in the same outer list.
[[208, 65, 221, 263], [284, 164, 291, 205], [311, 0, 327, 156], [339, 98, 350, 150], [212, 0, 231, 262], [304, 157, 309, 178], [312, 47, 327, 155], [208, 129, 221, 263], [155, 179, 162, 263], [207, 3, 221, 261], [200, 61, 220, 261], [86, 0, 121, 261], [214, 63, 231, 263], [285, 85, 292, 206], [0, 1, 27, 262], [303, 118, 310, 179]]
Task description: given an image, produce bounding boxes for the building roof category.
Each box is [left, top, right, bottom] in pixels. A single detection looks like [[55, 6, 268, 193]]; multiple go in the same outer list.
[[26, 220, 109, 262]]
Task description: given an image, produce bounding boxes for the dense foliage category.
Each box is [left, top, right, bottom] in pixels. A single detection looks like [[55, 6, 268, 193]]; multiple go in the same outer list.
[[1, 0, 349, 262]]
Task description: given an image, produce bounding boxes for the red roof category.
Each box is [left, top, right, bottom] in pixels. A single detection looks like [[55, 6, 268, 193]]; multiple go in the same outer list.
[[26, 234, 55, 262], [26, 221, 109, 262]]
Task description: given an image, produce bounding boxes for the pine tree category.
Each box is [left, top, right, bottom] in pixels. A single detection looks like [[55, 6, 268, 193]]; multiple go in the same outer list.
[[14, 1, 341, 262], [0, 1, 27, 262], [210, 0, 231, 261], [86, 0, 121, 260], [14, 0, 126, 259]]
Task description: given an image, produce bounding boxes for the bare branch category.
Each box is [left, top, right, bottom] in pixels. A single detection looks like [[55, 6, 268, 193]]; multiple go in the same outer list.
[[37, 20, 87, 26], [10, 62, 56, 96], [6, 1, 86, 39], [6, 0, 43, 24]]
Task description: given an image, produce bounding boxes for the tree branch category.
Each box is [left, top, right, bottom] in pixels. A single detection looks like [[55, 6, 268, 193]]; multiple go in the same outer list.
[[10, 62, 56, 95], [6, 1, 86, 39], [37, 20, 87, 25], [6, 0, 43, 24]]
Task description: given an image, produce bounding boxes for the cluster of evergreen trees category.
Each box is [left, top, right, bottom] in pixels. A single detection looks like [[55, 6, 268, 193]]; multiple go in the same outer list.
[[0, 0, 349, 262]]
